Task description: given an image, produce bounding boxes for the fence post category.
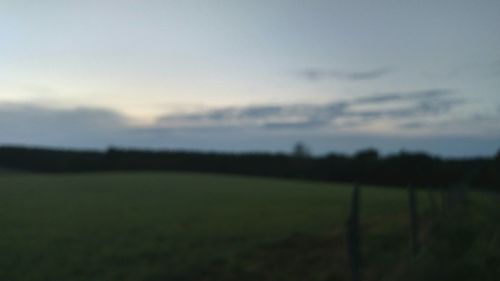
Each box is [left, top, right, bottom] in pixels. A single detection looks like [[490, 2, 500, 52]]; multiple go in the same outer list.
[[346, 184, 361, 281], [408, 185, 420, 257]]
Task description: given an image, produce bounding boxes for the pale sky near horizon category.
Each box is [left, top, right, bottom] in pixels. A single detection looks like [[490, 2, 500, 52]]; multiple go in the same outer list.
[[1, 0, 500, 156]]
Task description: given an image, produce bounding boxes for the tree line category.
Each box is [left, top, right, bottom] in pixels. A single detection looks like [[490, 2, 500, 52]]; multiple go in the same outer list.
[[0, 145, 498, 190]]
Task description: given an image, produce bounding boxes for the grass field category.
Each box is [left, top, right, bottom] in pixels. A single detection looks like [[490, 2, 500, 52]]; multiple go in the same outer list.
[[0, 172, 497, 281]]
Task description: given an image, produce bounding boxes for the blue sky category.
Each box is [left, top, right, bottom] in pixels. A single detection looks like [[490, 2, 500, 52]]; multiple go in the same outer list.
[[1, 0, 500, 156]]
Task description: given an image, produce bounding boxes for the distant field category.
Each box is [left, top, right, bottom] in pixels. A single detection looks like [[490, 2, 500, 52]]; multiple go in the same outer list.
[[0, 172, 495, 281]]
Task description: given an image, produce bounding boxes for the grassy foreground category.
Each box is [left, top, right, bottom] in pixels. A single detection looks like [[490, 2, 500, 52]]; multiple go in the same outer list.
[[0, 172, 496, 280]]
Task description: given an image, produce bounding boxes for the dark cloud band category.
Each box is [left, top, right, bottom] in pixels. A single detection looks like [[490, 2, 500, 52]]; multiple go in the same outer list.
[[157, 89, 462, 130], [299, 67, 391, 81]]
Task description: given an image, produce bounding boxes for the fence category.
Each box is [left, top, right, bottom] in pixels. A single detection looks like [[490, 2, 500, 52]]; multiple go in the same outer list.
[[345, 184, 465, 281]]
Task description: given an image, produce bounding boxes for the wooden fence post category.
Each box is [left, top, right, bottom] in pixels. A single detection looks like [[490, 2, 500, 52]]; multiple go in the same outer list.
[[346, 184, 361, 281], [408, 185, 420, 257]]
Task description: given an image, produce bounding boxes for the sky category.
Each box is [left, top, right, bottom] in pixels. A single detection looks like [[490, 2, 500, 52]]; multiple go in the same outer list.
[[1, 0, 500, 156]]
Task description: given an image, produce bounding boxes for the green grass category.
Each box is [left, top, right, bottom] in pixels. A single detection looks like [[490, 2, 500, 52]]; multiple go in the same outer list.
[[0, 172, 496, 281]]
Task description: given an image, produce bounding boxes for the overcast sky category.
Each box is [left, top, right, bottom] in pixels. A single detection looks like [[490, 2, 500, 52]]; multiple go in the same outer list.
[[1, 0, 500, 156]]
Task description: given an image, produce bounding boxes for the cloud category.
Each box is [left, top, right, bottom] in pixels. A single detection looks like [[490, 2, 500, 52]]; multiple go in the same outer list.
[[0, 94, 496, 157], [299, 67, 391, 81], [159, 105, 288, 123], [0, 103, 129, 146], [263, 121, 320, 129], [158, 89, 458, 130], [355, 89, 453, 104], [157, 89, 462, 130], [157, 102, 351, 129], [0, 89, 462, 148], [350, 98, 464, 121], [0, 103, 128, 127], [398, 122, 425, 129]]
